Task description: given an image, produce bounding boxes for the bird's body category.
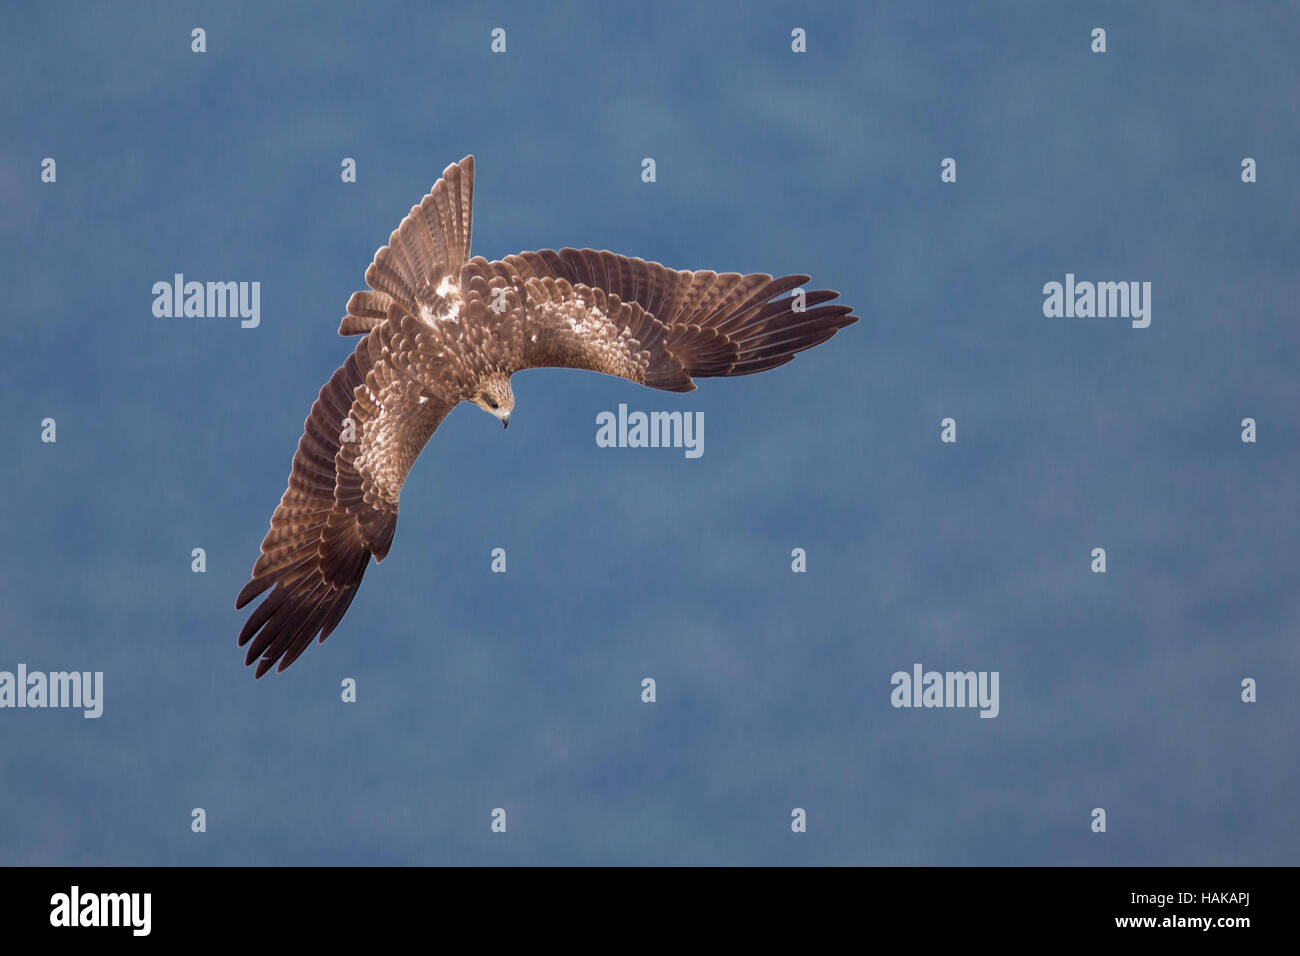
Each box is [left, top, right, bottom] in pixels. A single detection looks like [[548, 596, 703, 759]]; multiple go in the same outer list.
[[236, 156, 858, 676]]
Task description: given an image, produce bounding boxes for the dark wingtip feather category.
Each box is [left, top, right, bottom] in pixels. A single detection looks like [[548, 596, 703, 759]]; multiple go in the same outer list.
[[235, 575, 273, 610]]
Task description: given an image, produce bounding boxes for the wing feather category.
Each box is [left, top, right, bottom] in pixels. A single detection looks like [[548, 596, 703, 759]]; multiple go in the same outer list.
[[483, 249, 856, 389], [236, 320, 453, 677]]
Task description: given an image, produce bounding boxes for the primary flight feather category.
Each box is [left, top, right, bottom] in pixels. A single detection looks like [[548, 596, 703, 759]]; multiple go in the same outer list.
[[236, 155, 858, 677]]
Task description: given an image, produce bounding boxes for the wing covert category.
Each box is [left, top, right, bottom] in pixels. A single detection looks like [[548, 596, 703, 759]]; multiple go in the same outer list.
[[478, 249, 856, 390], [235, 319, 453, 677]]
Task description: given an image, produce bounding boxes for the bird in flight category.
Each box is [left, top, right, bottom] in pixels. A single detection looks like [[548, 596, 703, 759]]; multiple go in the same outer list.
[[236, 156, 858, 676]]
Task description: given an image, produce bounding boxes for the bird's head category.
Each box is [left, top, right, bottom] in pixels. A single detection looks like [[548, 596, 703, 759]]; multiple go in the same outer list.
[[471, 372, 515, 428]]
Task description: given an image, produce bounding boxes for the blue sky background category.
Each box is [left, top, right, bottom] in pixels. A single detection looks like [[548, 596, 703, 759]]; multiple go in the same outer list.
[[1, 1, 1297, 865]]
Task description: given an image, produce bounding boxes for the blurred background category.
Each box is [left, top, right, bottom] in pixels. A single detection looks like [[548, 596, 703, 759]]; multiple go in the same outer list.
[[1, 1, 1296, 864]]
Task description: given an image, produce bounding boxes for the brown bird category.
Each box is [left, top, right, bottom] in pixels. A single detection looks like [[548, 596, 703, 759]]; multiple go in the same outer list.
[[236, 156, 858, 676]]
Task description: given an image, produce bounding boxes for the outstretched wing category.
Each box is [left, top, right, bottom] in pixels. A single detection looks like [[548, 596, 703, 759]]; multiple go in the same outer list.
[[339, 155, 475, 336], [235, 316, 453, 677], [476, 249, 856, 391]]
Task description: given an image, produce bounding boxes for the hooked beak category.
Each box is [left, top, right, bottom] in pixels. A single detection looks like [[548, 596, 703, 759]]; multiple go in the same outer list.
[[501, 414, 510, 429]]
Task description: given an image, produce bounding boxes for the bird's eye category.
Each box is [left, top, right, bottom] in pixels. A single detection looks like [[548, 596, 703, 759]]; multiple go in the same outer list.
[[486, 397, 498, 409]]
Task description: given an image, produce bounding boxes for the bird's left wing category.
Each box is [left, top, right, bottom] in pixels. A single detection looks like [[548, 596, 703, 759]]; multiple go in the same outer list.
[[236, 312, 454, 677], [453, 258, 685, 388], [467, 250, 856, 392]]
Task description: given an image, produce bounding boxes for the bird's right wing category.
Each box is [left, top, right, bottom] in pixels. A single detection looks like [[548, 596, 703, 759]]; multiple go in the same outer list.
[[339, 155, 476, 336], [236, 311, 454, 677]]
